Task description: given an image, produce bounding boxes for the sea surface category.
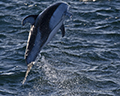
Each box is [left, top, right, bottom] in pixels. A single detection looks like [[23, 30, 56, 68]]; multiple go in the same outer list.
[[0, 0, 120, 96]]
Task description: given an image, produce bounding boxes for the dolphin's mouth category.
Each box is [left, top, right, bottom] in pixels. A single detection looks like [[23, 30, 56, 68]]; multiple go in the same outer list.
[[62, 11, 72, 21], [65, 11, 72, 18]]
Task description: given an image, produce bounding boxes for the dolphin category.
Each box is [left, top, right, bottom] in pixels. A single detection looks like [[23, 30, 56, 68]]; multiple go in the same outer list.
[[22, 1, 72, 84]]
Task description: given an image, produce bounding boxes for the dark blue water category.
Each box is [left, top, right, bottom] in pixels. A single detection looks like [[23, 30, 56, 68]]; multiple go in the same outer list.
[[0, 0, 120, 96]]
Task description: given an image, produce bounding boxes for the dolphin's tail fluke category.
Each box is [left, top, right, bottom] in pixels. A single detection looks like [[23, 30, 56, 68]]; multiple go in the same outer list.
[[22, 62, 34, 84]]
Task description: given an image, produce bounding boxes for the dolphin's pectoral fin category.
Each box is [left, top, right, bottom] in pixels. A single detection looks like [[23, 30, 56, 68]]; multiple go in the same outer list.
[[60, 24, 65, 37], [22, 15, 38, 26]]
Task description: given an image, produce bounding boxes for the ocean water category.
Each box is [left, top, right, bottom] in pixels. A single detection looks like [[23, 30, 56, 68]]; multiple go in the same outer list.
[[0, 0, 120, 96]]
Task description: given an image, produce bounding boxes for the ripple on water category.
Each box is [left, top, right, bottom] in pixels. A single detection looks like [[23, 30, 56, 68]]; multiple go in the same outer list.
[[0, 0, 120, 96]]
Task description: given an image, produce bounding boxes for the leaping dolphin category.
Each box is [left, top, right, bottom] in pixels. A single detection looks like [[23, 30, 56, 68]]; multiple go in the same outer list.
[[22, 1, 72, 84]]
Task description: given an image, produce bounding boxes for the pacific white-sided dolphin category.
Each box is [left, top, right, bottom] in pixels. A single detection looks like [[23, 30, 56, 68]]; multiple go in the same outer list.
[[22, 1, 72, 84]]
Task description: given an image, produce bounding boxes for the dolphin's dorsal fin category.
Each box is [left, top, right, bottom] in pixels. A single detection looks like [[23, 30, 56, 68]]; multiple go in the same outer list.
[[60, 24, 65, 37], [22, 15, 38, 26]]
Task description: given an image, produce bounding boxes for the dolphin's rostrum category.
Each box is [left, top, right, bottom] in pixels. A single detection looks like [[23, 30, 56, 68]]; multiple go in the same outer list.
[[22, 1, 72, 84]]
